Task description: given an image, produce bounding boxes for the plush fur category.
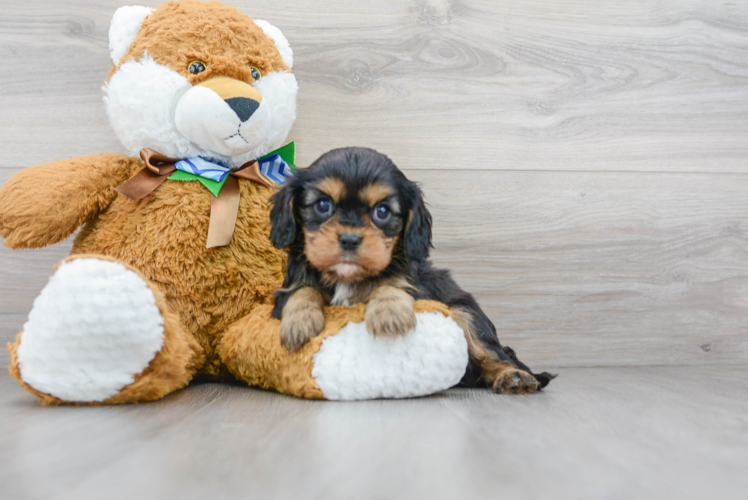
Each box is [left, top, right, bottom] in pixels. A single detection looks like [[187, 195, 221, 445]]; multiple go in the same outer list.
[[269, 147, 556, 393], [8, 255, 203, 406], [3, 1, 294, 388], [219, 300, 466, 400], [71, 170, 287, 378], [0, 154, 140, 248], [2, 1, 469, 403], [109, 6, 155, 66]]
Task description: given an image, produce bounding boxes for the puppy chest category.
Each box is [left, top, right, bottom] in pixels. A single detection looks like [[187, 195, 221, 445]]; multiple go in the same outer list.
[[330, 282, 377, 306], [331, 283, 354, 306]]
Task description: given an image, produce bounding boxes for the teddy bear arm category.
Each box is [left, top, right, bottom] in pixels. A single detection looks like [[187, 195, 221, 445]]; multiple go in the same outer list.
[[0, 154, 140, 249], [220, 301, 470, 400]]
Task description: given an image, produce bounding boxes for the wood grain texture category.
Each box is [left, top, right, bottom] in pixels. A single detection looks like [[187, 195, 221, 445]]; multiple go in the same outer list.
[[410, 169, 748, 367], [2, 366, 747, 500], [1, 0, 747, 172], [2, 0, 748, 368]]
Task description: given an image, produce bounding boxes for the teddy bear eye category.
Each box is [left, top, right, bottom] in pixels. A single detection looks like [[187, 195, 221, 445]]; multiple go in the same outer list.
[[250, 67, 261, 81], [188, 61, 206, 74]]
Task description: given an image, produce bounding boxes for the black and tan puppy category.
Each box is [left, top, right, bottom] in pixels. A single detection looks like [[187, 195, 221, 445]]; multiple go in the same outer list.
[[269, 147, 555, 393]]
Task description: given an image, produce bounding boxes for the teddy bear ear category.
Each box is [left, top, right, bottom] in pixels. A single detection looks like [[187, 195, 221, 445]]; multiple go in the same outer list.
[[253, 19, 294, 69], [109, 6, 154, 66]]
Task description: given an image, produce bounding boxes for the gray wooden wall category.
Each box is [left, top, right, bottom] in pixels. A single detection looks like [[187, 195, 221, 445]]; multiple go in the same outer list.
[[1, 0, 747, 368]]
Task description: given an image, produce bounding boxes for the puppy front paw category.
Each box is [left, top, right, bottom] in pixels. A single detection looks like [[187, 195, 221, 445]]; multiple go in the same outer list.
[[492, 368, 539, 394], [279, 306, 325, 352], [365, 298, 417, 337]]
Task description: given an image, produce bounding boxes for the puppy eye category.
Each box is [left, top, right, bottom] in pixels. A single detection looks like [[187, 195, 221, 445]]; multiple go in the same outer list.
[[250, 67, 262, 81], [373, 203, 391, 222], [315, 198, 333, 216], [188, 61, 206, 74]]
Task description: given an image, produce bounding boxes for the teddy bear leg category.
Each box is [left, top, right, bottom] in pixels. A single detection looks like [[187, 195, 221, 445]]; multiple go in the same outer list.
[[219, 300, 469, 400], [7, 255, 203, 405]]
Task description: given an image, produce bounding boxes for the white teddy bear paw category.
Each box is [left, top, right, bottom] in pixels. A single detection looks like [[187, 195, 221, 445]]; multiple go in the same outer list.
[[311, 311, 469, 400], [15, 258, 165, 402]]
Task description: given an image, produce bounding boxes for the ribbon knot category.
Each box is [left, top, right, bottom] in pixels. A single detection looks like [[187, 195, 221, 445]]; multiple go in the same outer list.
[[114, 144, 296, 248]]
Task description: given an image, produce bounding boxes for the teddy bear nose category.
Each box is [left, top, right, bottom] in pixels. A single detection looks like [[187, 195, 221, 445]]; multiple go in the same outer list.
[[225, 97, 260, 122], [339, 233, 362, 251]]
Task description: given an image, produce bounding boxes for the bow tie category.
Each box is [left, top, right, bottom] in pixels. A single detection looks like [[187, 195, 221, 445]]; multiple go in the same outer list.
[[115, 143, 296, 248]]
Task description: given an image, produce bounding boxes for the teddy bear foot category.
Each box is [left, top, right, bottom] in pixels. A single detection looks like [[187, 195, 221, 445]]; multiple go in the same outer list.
[[221, 301, 469, 401], [312, 308, 470, 400], [8, 256, 203, 405]]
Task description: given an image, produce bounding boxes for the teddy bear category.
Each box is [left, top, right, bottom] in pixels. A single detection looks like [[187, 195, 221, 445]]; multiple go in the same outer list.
[[0, 1, 468, 404]]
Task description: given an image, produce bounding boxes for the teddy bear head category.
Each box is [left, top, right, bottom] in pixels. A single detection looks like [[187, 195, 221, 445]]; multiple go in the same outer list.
[[104, 1, 297, 168]]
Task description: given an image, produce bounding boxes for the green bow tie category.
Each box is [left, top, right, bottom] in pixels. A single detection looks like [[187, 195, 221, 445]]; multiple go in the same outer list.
[[168, 142, 298, 196]]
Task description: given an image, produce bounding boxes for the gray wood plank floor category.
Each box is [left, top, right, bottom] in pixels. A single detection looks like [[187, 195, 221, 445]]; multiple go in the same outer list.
[[2, 366, 747, 500]]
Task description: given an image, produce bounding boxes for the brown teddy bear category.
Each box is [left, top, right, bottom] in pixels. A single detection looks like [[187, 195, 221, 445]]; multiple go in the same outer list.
[[0, 1, 468, 404]]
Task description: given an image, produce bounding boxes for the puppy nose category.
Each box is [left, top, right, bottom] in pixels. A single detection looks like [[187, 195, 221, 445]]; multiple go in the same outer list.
[[339, 233, 362, 251], [225, 97, 259, 122]]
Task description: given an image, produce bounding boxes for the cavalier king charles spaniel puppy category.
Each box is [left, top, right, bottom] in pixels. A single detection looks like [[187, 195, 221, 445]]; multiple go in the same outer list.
[[269, 147, 555, 393]]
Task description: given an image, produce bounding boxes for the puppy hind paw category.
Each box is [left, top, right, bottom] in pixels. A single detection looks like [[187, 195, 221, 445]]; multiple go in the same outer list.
[[492, 368, 540, 394], [279, 306, 326, 352]]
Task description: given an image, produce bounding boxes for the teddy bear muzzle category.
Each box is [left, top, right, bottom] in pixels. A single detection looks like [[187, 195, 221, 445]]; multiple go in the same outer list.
[[174, 76, 271, 156]]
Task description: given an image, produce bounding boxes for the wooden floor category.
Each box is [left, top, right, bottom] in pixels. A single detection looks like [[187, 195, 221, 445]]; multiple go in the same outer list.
[[1, 365, 747, 500]]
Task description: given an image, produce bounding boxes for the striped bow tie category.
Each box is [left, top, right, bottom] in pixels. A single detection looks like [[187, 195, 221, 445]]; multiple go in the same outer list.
[[174, 157, 233, 182], [258, 153, 295, 184], [174, 153, 293, 185], [115, 142, 297, 248]]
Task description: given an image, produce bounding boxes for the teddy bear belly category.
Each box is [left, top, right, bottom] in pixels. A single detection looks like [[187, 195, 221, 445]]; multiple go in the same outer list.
[[70, 180, 287, 378]]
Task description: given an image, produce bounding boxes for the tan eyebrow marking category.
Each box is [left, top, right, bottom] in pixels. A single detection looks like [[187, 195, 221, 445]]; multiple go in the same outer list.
[[359, 182, 394, 207], [315, 177, 347, 202]]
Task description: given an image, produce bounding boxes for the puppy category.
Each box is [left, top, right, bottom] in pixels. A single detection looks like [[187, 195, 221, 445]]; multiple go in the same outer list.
[[269, 147, 555, 394]]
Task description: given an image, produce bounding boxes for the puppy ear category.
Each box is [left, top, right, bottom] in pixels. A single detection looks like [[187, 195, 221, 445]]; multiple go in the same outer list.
[[269, 184, 297, 249], [404, 182, 433, 261]]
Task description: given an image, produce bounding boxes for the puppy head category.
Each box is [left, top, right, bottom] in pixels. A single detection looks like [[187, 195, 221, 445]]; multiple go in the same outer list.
[[270, 147, 432, 283]]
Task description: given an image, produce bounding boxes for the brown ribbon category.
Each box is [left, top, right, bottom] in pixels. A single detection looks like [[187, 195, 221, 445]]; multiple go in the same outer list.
[[115, 148, 276, 248]]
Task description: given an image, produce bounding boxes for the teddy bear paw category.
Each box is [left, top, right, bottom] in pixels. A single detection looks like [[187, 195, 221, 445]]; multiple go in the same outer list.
[[15, 258, 165, 402]]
